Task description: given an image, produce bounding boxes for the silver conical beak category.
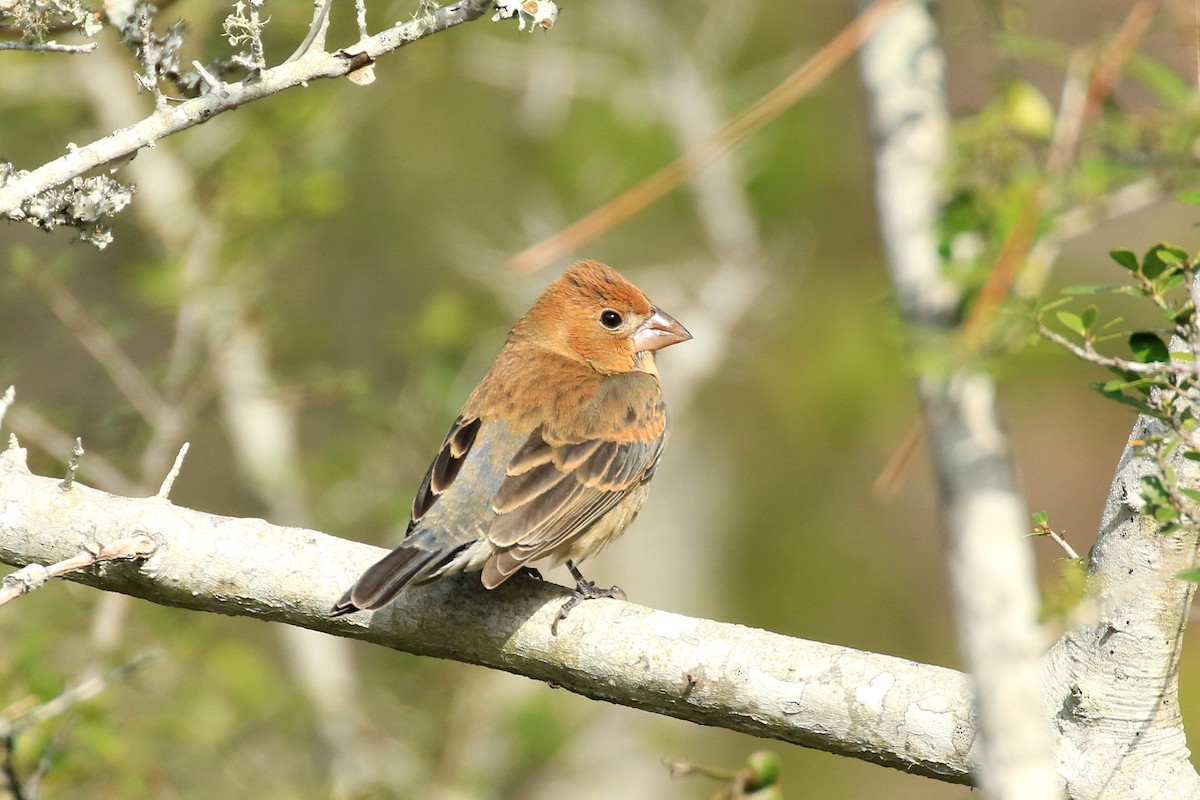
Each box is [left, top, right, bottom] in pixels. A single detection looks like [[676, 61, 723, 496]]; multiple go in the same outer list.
[[632, 305, 692, 353]]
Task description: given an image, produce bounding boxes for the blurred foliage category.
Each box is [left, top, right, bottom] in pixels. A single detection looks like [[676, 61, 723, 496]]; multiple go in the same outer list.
[[3, 1, 1200, 799]]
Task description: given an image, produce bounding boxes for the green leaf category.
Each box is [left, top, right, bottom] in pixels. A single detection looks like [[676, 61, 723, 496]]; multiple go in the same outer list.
[[1156, 247, 1184, 267], [1169, 305, 1195, 324], [1058, 310, 1087, 336], [1178, 190, 1200, 208], [1129, 331, 1169, 363], [1141, 474, 1170, 504], [1177, 568, 1200, 583], [1032, 510, 1049, 525], [1109, 248, 1139, 272], [1157, 272, 1187, 293], [1080, 305, 1097, 331], [1179, 488, 1200, 502], [1141, 247, 1167, 280], [1154, 505, 1179, 523], [1183, 450, 1200, 461], [1092, 383, 1160, 416]]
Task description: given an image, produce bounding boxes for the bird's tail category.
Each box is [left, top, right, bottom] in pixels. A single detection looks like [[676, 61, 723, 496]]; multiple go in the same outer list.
[[329, 541, 461, 616]]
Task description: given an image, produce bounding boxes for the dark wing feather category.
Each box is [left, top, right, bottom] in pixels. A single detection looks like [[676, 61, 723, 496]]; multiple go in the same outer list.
[[411, 416, 481, 527], [330, 415, 484, 615]]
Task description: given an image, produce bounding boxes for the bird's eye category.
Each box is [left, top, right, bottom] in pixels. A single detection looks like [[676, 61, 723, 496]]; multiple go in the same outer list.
[[599, 309, 623, 329]]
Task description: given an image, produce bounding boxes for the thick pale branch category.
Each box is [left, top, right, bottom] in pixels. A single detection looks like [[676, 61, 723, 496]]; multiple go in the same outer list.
[[859, 3, 1060, 797], [0, 444, 978, 784], [0, 0, 493, 217], [1041, 414, 1200, 799]]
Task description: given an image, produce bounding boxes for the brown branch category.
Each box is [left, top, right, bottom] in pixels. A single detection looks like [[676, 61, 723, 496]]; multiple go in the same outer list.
[[505, 0, 912, 274]]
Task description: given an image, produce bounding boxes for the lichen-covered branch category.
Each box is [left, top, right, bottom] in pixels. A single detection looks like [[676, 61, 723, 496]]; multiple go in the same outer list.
[[0, 443, 978, 784], [1040, 414, 1200, 799], [0, 0, 495, 224]]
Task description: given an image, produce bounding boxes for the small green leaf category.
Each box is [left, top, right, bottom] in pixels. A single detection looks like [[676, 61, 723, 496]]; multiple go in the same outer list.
[[1157, 272, 1187, 294], [1109, 248, 1139, 272], [1178, 190, 1200, 208], [1142, 247, 1168, 279], [1032, 510, 1049, 525], [1154, 505, 1179, 523], [1058, 310, 1087, 336], [1129, 331, 1169, 363], [1141, 475, 1170, 504], [1080, 305, 1097, 331], [1156, 247, 1184, 267], [1180, 488, 1200, 502], [1092, 383, 1161, 416], [1177, 568, 1200, 583], [1183, 450, 1200, 461], [1169, 305, 1195, 324]]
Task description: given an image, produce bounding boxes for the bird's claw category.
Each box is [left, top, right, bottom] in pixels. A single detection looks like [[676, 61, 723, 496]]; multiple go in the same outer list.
[[550, 577, 625, 635]]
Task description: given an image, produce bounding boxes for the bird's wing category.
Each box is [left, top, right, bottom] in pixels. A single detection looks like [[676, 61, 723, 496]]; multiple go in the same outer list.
[[332, 413, 492, 614], [481, 373, 667, 587]]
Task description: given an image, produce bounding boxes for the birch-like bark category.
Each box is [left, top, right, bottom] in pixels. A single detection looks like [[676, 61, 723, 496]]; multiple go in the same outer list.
[[859, 3, 1061, 797], [0, 441, 976, 783], [1040, 414, 1200, 799]]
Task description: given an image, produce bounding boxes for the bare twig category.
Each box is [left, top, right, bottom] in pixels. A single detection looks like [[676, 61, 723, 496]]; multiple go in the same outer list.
[[0, 0, 497, 220], [0, 39, 97, 53], [0, 386, 13, 431], [284, 0, 334, 64], [0, 651, 158, 736], [156, 441, 190, 499], [0, 534, 157, 607], [506, 0, 912, 274], [5, 406, 141, 496], [21, 269, 166, 424], [1037, 323, 1181, 376], [59, 437, 83, 491], [355, 0, 369, 40]]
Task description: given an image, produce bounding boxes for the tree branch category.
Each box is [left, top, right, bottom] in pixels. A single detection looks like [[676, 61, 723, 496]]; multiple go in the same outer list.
[[0, 0, 494, 219], [0, 441, 978, 784], [859, 3, 1060, 797]]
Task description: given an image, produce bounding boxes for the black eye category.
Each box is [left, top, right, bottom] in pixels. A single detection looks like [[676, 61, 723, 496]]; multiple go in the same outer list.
[[599, 309, 622, 329]]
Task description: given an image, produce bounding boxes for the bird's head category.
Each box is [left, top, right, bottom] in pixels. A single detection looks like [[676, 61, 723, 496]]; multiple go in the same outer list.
[[519, 260, 692, 375]]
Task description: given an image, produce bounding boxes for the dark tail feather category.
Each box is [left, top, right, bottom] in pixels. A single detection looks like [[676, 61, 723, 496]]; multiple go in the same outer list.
[[330, 542, 461, 616]]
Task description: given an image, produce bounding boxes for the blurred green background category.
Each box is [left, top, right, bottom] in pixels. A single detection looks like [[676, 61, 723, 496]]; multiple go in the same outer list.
[[3, 0, 1199, 797]]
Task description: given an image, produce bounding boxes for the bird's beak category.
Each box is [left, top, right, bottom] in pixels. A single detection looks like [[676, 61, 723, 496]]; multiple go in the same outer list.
[[632, 306, 692, 353]]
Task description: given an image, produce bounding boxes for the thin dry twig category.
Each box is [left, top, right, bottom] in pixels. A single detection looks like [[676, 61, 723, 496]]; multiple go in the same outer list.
[[0, 534, 157, 607], [156, 441, 189, 499], [506, 0, 912, 274], [0, 651, 158, 737], [0, 386, 13, 432], [876, 1, 1160, 495], [5, 406, 141, 496], [0, 39, 98, 53], [21, 269, 166, 424], [59, 437, 84, 491]]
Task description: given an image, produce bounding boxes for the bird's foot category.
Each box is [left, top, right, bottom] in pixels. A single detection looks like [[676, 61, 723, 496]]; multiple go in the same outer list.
[[551, 562, 626, 635]]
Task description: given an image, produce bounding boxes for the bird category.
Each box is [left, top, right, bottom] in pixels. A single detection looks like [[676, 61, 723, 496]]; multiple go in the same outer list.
[[331, 260, 691, 634]]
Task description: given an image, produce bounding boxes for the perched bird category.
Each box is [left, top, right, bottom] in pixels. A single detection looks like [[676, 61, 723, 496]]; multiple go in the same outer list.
[[331, 260, 691, 633]]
